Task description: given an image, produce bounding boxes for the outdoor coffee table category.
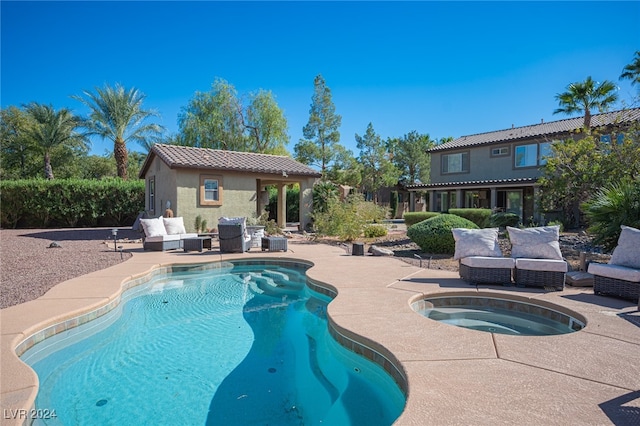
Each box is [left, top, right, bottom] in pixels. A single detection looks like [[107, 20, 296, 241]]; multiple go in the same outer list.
[[183, 236, 212, 252], [261, 236, 288, 252]]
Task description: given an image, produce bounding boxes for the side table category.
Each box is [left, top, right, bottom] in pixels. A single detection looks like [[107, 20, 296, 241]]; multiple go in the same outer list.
[[261, 236, 288, 252], [183, 236, 212, 252]]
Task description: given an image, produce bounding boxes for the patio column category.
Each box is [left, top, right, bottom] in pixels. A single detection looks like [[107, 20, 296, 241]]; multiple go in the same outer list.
[[277, 182, 287, 228], [299, 178, 315, 231], [456, 189, 463, 208], [429, 191, 435, 212], [490, 187, 497, 210]]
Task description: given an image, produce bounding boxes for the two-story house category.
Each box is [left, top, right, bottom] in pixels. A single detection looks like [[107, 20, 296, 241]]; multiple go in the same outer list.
[[407, 108, 640, 223]]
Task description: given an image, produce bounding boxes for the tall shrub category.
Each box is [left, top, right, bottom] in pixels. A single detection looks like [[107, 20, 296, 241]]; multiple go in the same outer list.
[[312, 193, 386, 241], [407, 214, 478, 254]]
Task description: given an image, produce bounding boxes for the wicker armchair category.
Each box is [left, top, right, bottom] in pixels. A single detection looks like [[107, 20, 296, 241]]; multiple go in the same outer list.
[[218, 217, 251, 253], [587, 225, 640, 302], [507, 226, 567, 291], [452, 228, 514, 286]]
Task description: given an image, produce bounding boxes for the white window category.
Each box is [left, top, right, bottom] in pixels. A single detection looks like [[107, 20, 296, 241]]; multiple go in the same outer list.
[[514, 144, 538, 168], [200, 174, 223, 206], [204, 179, 219, 201], [491, 146, 509, 156], [442, 152, 469, 174]]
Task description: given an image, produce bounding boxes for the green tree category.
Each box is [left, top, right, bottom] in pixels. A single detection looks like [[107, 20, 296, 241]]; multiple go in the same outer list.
[[294, 75, 342, 178], [539, 124, 640, 227], [245, 89, 289, 154], [620, 51, 640, 87], [23, 103, 87, 179], [178, 78, 246, 151], [387, 131, 434, 184], [553, 76, 619, 129], [356, 123, 400, 202], [73, 83, 164, 179], [324, 145, 362, 187], [0, 106, 40, 179]]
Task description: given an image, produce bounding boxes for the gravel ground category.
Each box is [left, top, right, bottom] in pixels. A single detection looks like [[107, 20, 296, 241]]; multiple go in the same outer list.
[[1, 226, 611, 309], [0, 228, 141, 309]]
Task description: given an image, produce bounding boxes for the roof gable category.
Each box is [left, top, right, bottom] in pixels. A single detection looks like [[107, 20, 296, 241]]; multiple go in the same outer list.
[[430, 108, 640, 152], [139, 144, 322, 178]]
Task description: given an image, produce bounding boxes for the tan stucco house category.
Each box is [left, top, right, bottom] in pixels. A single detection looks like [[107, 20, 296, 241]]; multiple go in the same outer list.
[[139, 144, 321, 232], [407, 108, 640, 222]]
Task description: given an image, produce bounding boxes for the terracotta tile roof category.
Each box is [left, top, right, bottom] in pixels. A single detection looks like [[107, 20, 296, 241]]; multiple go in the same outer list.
[[140, 144, 321, 178], [406, 177, 538, 190], [430, 108, 640, 152]]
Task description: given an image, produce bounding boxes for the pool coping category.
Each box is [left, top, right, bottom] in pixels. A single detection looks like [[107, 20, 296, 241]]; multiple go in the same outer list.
[[1, 241, 639, 425]]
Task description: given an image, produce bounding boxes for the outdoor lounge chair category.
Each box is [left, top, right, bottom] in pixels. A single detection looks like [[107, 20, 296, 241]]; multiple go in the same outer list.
[[452, 228, 514, 285], [218, 217, 251, 253], [588, 225, 640, 302], [507, 225, 567, 291]]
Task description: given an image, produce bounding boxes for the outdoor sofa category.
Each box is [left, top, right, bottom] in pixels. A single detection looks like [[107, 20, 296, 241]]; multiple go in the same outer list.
[[139, 216, 198, 251], [588, 225, 640, 302]]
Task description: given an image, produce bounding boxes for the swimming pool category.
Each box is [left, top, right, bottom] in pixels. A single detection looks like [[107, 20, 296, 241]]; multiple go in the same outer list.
[[21, 261, 405, 425], [411, 293, 586, 336]]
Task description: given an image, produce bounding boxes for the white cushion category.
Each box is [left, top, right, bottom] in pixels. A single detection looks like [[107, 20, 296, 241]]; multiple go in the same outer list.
[[145, 234, 180, 243], [515, 258, 567, 272], [219, 217, 246, 226], [163, 217, 187, 235], [588, 262, 640, 282], [452, 228, 502, 260], [507, 225, 563, 260], [179, 233, 198, 239], [461, 256, 515, 269], [140, 217, 167, 238], [609, 225, 640, 269]]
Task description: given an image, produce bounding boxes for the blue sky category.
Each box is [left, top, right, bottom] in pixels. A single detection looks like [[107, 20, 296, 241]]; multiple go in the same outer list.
[[2, 1, 639, 157]]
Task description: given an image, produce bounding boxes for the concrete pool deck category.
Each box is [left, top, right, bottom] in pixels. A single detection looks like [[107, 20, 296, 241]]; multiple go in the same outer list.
[[1, 239, 639, 425]]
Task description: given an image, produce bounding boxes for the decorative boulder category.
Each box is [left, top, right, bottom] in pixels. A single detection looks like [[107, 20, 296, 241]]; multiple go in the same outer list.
[[369, 245, 394, 256]]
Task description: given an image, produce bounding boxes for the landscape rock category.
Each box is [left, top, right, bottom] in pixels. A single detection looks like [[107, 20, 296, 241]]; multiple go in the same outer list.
[[369, 245, 394, 256]]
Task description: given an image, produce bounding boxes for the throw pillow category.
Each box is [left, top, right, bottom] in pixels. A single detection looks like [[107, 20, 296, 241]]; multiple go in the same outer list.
[[163, 217, 187, 235], [452, 228, 502, 260], [140, 217, 167, 238], [610, 225, 640, 269], [507, 225, 562, 260]]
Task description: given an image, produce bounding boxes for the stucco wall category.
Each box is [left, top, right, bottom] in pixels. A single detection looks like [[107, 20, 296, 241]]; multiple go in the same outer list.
[[430, 143, 543, 184], [144, 157, 178, 217]]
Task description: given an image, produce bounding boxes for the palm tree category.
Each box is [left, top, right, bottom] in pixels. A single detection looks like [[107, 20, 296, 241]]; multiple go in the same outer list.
[[73, 83, 163, 179], [553, 76, 618, 129], [620, 51, 640, 87], [23, 103, 86, 179]]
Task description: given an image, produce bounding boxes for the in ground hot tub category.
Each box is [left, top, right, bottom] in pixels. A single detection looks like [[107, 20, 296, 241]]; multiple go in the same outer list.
[[411, 293, 586, 336]]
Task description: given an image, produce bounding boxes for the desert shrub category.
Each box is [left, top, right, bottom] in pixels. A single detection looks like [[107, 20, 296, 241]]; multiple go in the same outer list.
[[403, 212, 440, 227], [312, 181, 339, 214], [312, 193, 386, 241], [489, 212, 520, 228], [407, 213, 478, 254], [449, 208, 492, 228], [583, 178, 640, 251], [546, 220, 564, 232], [364, 224, 388, 238]]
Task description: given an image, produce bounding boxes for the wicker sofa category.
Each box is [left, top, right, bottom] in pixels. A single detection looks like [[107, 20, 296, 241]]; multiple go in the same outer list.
[[507, 225, 567, 291], [587, 225, 640, 302], [139, 216, 198, 251]]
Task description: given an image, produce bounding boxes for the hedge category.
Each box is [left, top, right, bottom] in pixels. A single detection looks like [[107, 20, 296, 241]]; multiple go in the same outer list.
[[403, 212, 441, 227], [407, 213, 478, 254], [448, 208, 492, 228], [0, 179, 145, 228]]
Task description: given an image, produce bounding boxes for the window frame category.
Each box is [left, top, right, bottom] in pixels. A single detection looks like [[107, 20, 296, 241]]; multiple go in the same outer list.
[[199, 174, 223, 206], [490, 146, 510, 157], [441, 151, 469, 175], [514, 143, 539, 168]]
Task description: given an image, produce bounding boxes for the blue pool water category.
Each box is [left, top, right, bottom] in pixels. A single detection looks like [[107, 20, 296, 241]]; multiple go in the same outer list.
[[21, 261, 405, 425]]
